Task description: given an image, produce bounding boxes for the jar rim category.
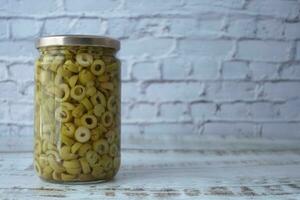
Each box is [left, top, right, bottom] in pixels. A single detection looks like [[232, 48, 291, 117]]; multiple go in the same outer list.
[[36, 35, 120, 50]]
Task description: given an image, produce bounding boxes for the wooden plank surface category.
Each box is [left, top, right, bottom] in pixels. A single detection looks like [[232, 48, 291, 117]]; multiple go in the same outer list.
[[1, 144, 300, 200]]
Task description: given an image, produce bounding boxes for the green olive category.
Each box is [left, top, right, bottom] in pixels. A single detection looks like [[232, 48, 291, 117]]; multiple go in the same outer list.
[[76, 53, 93, 67], [75, 126, 91, 143]]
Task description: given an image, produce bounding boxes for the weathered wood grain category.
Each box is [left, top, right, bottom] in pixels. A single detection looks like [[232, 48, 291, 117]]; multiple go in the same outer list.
[[1, 147, 300, 199]]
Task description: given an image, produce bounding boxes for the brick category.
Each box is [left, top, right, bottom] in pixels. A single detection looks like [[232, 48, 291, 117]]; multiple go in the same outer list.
[[121, 60, 130, 81], [256, 19, 284, 39], [132, 61, 160, 80], [10, 103, 33, 123], [121, 82, 142, 101], [236, 40, 290, 62], [43, 18, 72, 34], [11, 19, 41, 39], [0, 101, 9, 122], [247, 0, 299, 19], [160, 103, 190, 121], [107, 18, 136, 39], [138, 18, 170, 36], [217, 103, 250, 120], [264, 82, 300, 100], [280, 64, 300, 79], [162, 57, 192, 80], [204, 122, 255, 137], [296, 42, 300, 60], [72, 18, 104, 34], [121, 124, 141, 135], [10, 125, 33, 136], [8, 63, 34, 82], [0, 20, 9, 39], [250, 102, 276, 119], [0, 125, 9, 136], [166, 18, 199, 37], [185, 0, 246, 9], [124, 0, 183, 14], [6, 124, 33, 151], [191, 57, 219, 80], [146, 82, 203, 101], [205, 82, 255, 101], [136, 18, 169, 37], [226, 19, 256, 38], [262, 123, 300, 139], [278, 99, 300, 120], [178, 39, 233, 58], [0, 62, 7, 81], [0, 81, 19, 100], [143, 123, 194, 135], [223, 61, 249, 79], [121, 102, 129, 119], [285, 22, 300, 39], [129, 103, 157, 120], [167, 18, 222, 37], [108, 18, 169, 39], [19, 125, 33, 136], [5, 0, 58, 15], [20, 82, 34, 102], [120, 38, 174, 58], [250, 62, 278, 80], [0, 41, 34, 57], [200, 19, 223, 32], [44, 18, 102, 35], [65, 0, 120, 12], [191, 103, 216, 119]]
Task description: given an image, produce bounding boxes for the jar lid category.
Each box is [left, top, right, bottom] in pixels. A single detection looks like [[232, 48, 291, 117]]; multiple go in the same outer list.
[[36, 35, 120, 50]]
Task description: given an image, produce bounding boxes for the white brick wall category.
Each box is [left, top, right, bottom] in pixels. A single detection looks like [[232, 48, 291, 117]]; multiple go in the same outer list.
[[0, 0, 299, 146]]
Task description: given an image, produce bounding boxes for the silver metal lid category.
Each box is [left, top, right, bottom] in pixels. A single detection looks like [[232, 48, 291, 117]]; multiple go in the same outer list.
[[36, 35, 120, 50]]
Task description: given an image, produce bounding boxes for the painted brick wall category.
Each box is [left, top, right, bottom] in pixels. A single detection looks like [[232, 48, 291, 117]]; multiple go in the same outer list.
[[0, 0, 300, 147]]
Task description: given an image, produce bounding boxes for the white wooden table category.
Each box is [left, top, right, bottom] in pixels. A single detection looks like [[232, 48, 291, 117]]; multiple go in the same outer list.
[[1, 139, 300, 200]]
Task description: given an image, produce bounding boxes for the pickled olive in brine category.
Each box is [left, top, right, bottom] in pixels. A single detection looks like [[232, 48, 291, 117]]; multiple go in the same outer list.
[[76, 53, 93, 67], [75, 126, 91, 143], [91, 59, 106, 76], [71, 85, 86, 101], [34, 35, 121, 183]]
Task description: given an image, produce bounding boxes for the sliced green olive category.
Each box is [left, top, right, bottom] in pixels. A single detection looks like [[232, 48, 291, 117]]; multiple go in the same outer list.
[[93, 139, 109, 155], [91, 59, 105, 76], [76, 53, 93, 67], [75, 126, 91, 143]]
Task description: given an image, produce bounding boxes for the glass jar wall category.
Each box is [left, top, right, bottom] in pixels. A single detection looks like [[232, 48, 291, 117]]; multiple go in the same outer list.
[[34, 36, 121, 183]]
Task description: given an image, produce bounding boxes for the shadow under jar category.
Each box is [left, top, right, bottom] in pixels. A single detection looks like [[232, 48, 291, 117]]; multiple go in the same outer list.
[[34, 35, 121, 183]]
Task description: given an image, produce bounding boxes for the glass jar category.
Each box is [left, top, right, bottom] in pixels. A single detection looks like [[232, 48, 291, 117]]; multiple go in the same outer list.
[[34, 35, 121, 183]]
